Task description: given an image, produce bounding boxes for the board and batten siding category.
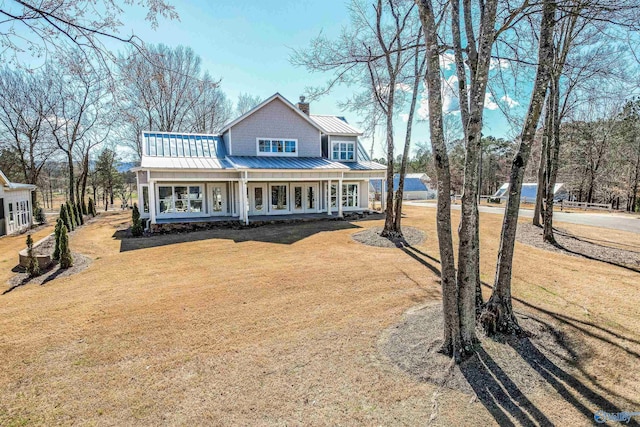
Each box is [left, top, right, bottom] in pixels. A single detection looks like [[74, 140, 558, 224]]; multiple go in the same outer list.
[[225, 98, 322, 157], [1, 186, 33, 235]]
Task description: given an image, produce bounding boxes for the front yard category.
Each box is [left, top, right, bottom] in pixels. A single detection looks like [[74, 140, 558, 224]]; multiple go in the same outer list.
[[0, 206, 638, 425]]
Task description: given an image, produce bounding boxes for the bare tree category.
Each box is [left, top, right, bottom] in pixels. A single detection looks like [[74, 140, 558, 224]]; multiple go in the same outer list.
[[118, 44, 228, 157], [236, 93, 262, 116], [0, 0, 177, 67], [481, 0, 557, 335], [0, 66, 57, 205], [46, 51, 110, 204], [292, 0, 421, 238], [416, 0, 464, 358]]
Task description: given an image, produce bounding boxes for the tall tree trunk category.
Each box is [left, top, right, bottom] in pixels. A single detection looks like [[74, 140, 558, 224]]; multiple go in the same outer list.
[[381, 73, 398, 237], [533, 101, 551, 227], [394, 48, 425, 234], [454, 0, 499, 348], [80, 154, 90, 213], [417, 0, 462, 359], [481, 0, 556, 336], [67, 152, 75, 204], [543, 75, 561, 243]]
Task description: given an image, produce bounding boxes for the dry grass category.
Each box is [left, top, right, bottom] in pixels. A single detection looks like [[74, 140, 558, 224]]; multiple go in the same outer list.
[[0, 207, 638, 425]]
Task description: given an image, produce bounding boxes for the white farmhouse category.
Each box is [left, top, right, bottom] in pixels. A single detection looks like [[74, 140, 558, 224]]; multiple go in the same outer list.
[[0, 170, 36, 236]]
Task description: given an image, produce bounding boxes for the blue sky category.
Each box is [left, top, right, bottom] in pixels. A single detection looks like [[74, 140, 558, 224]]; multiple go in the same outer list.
[[118, 0, 521, 158], [13, 0, 520, 158]]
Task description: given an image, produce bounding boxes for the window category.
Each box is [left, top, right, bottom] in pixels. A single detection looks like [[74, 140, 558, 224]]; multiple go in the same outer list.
[[189, 186, 203, 212], [142, 186, 149, 213], [8, 202, 13, 222], [157, 184, 204, 215], [331, 141, 355, 161], [257, 138, 298, 156], [271, 185, 288, 210], [158, 186, 173, 213], [331, 184, 359, 208], [143, 132, 218, 158]]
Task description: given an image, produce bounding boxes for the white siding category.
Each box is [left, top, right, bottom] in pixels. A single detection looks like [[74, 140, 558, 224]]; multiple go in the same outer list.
[[1, 187, 33, 235], [229, 98, 322, 157]]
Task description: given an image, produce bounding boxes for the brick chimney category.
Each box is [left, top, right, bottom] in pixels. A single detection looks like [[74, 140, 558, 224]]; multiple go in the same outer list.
[[297, 96, 310, 115]]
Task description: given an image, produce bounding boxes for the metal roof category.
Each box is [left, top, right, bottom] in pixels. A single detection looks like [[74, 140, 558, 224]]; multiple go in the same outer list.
[[228, 156, 386, 171], [309, 115, 362, 136], [140, 156, 233, 170], [371, 174, 430, 192], [494, 183, 565, 198], [0, 169, 36, 190], [142, 132, 226, 158]]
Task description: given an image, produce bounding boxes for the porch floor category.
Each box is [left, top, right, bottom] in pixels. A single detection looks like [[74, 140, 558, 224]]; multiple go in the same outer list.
[[153, 211, 375, 225]]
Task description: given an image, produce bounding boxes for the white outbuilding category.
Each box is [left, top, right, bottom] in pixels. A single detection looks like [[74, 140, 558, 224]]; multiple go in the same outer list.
[[0, 170, 36, 236]]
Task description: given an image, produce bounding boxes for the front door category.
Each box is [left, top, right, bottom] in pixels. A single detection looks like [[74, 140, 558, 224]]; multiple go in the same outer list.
[[209, 183, 227, 215], [248, 183, 267, 216], [292, 183, 318, 213]]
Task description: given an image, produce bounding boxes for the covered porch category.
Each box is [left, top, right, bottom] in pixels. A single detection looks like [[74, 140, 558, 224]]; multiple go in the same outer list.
[[139, 169, 386, 228]]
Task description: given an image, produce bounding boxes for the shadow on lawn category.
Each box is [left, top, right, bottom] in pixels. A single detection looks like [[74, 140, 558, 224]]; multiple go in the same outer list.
[[114, 218, 368, 252], [396, 245, 640, 425], [551, 239, 640, 273]]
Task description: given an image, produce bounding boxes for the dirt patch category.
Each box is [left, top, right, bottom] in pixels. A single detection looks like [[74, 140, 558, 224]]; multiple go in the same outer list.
[[5, 253, 92, 293], [517, 223, 640, 271], [380, 303, 581, 402], [352, 226, 425, 248]]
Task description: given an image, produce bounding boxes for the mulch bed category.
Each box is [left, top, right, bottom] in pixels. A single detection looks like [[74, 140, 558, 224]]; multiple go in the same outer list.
[[6, 253, 92, 293], [516, 223, 640, 271], [351, 226, 425, 248], [379, 303, 581, 399]]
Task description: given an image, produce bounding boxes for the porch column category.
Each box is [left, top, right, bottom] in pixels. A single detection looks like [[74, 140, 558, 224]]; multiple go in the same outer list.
[[241, 179, 250, 225], [381, 180, 386, 211], [240, 179, 248, 224], [148, 179, 156, 225], [327, 179, 332, 216], [338, 178, 343, 217]]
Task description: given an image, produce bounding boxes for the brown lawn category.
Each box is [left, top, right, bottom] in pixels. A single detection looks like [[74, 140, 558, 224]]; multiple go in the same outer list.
[[0, 206, 638, 426]]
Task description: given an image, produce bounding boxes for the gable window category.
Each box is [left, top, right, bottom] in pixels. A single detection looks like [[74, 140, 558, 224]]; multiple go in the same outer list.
[[331, 141, 355, 161], [257, 138, 298, 156]]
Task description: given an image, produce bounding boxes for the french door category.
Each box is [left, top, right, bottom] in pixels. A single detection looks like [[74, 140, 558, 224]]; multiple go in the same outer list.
[[292, 183, 319, 213], [248, 183, 267, 216], [209, 183, 227, 215]]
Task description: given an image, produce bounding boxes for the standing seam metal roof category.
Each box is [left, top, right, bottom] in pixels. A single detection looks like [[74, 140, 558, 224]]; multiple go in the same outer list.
[[227, 156, 386, 171], [309, 115, 362, 135]]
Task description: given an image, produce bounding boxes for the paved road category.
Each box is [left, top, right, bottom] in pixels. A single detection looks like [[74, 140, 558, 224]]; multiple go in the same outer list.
[[406, 201, 640, 234]]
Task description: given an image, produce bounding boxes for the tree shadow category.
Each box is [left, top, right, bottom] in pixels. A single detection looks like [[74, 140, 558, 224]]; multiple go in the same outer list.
[[396, 247, 640, 424], [550, 239, 640, 274], [2, 274, 32, 295], [554, 228, 640, 253], [114, 218, 370, 252], [507, 333, 639, 426], [400, 245, 442, 277], [459, 347, 553, 427]]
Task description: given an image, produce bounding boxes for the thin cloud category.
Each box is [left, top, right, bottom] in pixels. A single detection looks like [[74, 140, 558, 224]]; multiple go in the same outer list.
[[500, 94, 519, 108]]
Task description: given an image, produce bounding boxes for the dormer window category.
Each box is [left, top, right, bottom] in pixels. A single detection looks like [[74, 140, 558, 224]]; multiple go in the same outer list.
[[331, 141, 355, 161], [257, 138, 298, 156]]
